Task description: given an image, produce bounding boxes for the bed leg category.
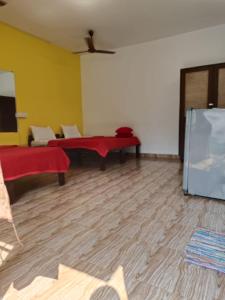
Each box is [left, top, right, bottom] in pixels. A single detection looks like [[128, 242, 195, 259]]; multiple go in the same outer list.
[[77, 150, 83, 166], [58, 173, 65, 186], [136, 144, 140, 159], [119, 150, 126, 164], [100, 157, 106, 171], [5, 181, 16, 204]]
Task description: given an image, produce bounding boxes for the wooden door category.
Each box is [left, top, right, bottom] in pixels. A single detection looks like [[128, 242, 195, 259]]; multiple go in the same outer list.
[[179, 67, 210, 159], [179, 63, 225, 160], [217, 67, 225, 108], [185, 70, 209, 110]]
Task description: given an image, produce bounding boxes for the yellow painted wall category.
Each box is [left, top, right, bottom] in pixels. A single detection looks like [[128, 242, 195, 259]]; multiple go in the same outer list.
[[0, 22, 82, 145]]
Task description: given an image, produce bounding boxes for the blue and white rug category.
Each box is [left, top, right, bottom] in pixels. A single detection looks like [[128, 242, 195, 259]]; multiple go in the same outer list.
[[185, 228, 225, 274]]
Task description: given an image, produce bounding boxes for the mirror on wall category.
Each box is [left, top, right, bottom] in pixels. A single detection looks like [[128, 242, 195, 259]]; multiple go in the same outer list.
[[0, 70, 17, 132]]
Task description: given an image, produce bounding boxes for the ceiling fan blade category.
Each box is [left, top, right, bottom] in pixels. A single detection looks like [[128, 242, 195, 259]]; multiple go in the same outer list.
[[94, 50, 116, 54], [79, 30, 115, 55], [73, 50, 89, 54], [0, 0, 7, 6], [85, 37, 95, 51]]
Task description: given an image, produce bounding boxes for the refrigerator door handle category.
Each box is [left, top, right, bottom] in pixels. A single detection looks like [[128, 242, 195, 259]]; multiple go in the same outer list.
[[183, 109, 192, 193]]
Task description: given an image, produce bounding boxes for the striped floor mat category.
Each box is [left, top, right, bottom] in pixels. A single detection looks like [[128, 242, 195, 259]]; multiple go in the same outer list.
[[185, 228, 225, 274]]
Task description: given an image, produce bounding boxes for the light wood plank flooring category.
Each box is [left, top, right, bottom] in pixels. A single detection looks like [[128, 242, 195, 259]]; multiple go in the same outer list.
[[1, 158, 225, 300]]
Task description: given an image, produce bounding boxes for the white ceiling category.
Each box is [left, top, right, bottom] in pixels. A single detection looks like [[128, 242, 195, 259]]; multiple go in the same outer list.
[[0, 0, 225, 52]]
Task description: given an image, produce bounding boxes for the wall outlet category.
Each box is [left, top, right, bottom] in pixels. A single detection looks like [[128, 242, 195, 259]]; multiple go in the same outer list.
[[15, 112, 28, 118]]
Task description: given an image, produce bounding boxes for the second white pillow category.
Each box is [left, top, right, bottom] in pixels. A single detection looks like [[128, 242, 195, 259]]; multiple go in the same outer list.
[[61, 125, 81, 138]]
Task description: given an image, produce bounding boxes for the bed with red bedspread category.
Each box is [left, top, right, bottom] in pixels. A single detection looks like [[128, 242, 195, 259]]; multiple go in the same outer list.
[[48, 136, 141, 170], [0, 146, 70, 181], [0, 146, 70, 202]]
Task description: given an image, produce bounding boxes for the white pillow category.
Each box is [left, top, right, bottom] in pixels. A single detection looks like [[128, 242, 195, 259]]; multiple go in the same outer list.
[[31, 140, 49, 147], [30, 126, 56, 142], [61, 125, 81, 138]]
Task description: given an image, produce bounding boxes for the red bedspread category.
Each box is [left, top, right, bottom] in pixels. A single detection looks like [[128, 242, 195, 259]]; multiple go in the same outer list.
[[48, 136, 140, 157], [0, 147, 70, 181]]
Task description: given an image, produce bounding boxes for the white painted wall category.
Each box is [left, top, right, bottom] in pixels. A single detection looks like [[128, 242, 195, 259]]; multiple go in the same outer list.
[[81, 25, 225, 154], [0, 71, 16, 97]]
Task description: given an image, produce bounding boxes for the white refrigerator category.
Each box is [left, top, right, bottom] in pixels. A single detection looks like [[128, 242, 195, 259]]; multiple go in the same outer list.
[[183, 108, 225, 200]]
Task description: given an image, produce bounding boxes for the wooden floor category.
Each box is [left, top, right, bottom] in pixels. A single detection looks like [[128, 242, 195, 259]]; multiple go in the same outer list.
[[1, 158, 225, 300]]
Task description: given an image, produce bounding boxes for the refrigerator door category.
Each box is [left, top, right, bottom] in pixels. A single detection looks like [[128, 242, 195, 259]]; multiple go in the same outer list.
[[184, 108, 225, 200]]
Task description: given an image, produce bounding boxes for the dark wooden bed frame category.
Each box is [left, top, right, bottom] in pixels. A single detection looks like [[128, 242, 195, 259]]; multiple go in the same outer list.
[[99, 144, 140, 171], [28, 134, 141, 171], [2, 135, 67, 203], [5, 173, 65, 204]]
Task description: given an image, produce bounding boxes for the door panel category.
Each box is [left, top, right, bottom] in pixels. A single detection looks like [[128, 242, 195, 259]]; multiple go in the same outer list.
[[185, 70, 209, 111], [218, 68, 225, 108]]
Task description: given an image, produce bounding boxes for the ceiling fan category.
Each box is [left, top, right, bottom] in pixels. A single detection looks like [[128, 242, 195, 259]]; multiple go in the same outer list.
[[74, 30, 116, 55], [0, 0, 7, 6]]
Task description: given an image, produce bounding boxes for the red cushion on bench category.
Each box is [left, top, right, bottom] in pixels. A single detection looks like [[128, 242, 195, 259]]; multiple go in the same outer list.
[[115, 127, 133, 134]]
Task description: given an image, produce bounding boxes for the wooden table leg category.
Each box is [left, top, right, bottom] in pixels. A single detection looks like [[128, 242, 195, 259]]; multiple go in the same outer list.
[[136, 144, 140, 159], [58, 173, 65, 186], [77, 150, 83, 166], [5, 181, 16, 204], [119, 150, 126, 164], [100, 156, 106, 171]]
